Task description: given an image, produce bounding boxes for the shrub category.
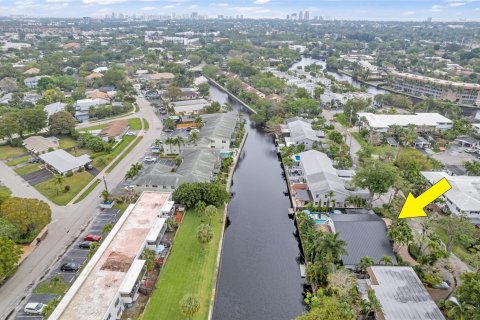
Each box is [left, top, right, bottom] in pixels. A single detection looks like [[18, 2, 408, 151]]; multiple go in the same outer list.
[[64, 185, 71, 192], [65, 170, 73, 177]]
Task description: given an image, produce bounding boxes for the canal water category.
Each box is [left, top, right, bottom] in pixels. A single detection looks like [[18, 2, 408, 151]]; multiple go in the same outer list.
[[290, 56, 389, 95], [206, 80, 306, 320]]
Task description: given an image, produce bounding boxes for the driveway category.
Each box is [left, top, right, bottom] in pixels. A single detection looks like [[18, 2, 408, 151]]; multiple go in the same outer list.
[[22, 169, 53, 186]]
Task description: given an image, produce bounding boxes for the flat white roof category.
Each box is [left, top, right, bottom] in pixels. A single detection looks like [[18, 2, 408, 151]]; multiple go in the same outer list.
[[145, 218, 166, 243], [119, 259, 146, 295], [161, 200, 175, 213], [358, 112, 452, 129], [39, 149, 90, 173], [50, 192, 171, 320], [421, 171, 480, 212]]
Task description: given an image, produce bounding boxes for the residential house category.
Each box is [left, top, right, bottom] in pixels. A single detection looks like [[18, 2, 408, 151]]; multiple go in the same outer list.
[[455, 135, 480, 149], [357, 112, 453, 133], [364, 266, 445, 320], [85, 72, 103, 81], [0, 77, 18, 92], [421, 171, 480, 221], [414, 136, 431, 149], [39, 149, 91, 174], [293, 150, 351, 207], [23, 67, 40, 75], [145, 72, 175, 86], [23, 92, 42, 105], [99, 120, 129, 141], [281, 117, 320, 150], [198, 112, 238, 150], [75, 98, 109, 122], [23, 136, 59, 154], [329, 213, 397, 269], [24, 76, 49, 89], [44, 102, 66, 118], [87, 90, 110, 101]]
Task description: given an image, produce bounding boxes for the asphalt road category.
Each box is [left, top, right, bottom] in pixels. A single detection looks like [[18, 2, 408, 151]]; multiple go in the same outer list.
[[0, 94, 162, 319]]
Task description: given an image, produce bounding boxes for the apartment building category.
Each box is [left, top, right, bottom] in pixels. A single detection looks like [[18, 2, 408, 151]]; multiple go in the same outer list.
[[391, 71, 480, 106]]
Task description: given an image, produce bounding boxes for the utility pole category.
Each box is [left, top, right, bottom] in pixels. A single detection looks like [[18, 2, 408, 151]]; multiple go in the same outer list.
[[103, 176, 109, 194]]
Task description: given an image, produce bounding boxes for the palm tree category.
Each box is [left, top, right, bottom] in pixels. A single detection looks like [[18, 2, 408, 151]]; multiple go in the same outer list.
[[447, 300, 469, 320], [174, 136, 184, 152], [196, 224, 213, 247], [141, 249, 156, 287], [194, 116, 203, 129], [319, 233, 347, 263], [179, 294, 200, 320], [102, 223, 113, 235], [195, 200, 206, 216], [154, 138, 161, 146], [49, 275, 63, 288], [326, 191, 335, 212], [101, 190, 110, 203], [164, 137, 175, 154], [52, 174, 65, 196], [357, 256, 375, 273], [204, 205, 217, 224], [188, 131, 199, 146], [379, 255, 393, 266]]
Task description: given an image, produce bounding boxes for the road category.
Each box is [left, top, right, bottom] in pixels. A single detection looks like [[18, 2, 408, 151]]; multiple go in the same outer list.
[[0, 94, 161, 319]]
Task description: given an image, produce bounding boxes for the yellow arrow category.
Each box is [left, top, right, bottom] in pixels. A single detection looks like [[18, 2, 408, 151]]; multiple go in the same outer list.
[[398, 178, 452, 219]]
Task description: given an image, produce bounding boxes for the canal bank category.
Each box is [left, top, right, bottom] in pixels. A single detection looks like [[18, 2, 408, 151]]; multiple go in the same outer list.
[[206, 81, 305, 320]]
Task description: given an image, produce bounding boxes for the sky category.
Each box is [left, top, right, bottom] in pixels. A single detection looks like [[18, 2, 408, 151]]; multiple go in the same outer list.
[[0, 0, 480, 20]]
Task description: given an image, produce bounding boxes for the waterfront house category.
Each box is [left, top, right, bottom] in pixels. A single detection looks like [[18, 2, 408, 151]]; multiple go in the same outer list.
[[281, 117, 320, 150], [198, 112, 238, 150], [171, 98, 210, 115], [357, 112, 453, 133], [330, 213, 397, 269]]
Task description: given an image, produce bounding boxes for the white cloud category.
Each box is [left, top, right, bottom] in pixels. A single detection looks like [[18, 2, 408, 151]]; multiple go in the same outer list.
[[163, 4, 175, 8], [82, 0, 127, 5], [449, 2, 466, 6], [141, 6, 156, 10], [402, 11, 416, 16], [210, 2, 228, 7], [187, 4, 198, 9], [253, 0, 270, 4], [430, 4, 445, 12]]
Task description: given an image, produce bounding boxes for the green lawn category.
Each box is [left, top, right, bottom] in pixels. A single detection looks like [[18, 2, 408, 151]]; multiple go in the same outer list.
[[128, 118, 142, 130], [58, 136, 79, 149], [0, 145, 26, 160], [77, 123, 108, 132], [105, 136, 142, 173], [334, 113, 350, 128], [0, 186, 12, 204], [34, 280, 70, 295], [15, 163, 42, 176], [142, 118, 150, 130], [142, 207, 224, 320], [6, 155, 30, 167], [35, 172, 94, 205], [74, 179, 101, 204], [352, 132, 396, 157]]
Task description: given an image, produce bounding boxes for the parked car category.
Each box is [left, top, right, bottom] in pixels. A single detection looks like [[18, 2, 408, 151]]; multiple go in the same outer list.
[[24, 303, 45, 315], [159, 110, 168, 115], [125, 131, 136, 136], [163, 128, 173, 133], [61, 262, 80, 272], [85, 163, 93, 170], [84, 234, 101, 242], [124, 185, 135, 191], [144, 156, 157, 162], [465, 148, 476, 153], [79, 240, 92, 249], [28, 158, 40, 163]]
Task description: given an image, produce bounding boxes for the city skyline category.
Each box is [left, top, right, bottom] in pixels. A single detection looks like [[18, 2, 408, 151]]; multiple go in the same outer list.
[[0, 0, 479, 21]]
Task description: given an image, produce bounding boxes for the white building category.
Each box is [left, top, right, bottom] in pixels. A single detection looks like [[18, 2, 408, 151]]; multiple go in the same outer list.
[[199, 112, 238, 150], [421, 171, 480, 219], [357, 112, 453, 133], [39, 149, 91, 174], [171, 98, 210, 115], [281, 117, 321, 150], [295, 150, 351, 207], [50, 192, 172, 320], [44, 102, 66, 118]]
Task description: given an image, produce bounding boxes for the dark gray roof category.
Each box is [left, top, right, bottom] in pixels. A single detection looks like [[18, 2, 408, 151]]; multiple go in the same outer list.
[[386, 137, 398, 146], [331, 214, 397, 267]]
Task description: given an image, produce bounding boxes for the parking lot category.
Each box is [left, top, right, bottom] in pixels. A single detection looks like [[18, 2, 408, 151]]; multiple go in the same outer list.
[[431, 143, 480, 168], [15, 208, 119, 319]]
